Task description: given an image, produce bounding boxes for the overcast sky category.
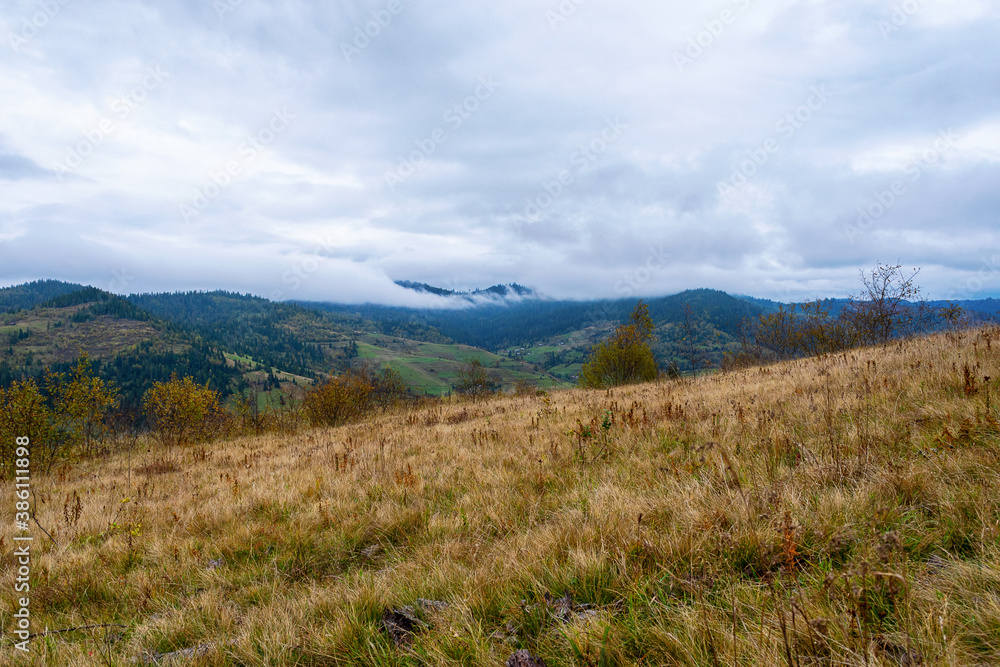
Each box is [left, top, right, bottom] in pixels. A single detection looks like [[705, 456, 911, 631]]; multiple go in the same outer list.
[[0, 0, 997, 306]]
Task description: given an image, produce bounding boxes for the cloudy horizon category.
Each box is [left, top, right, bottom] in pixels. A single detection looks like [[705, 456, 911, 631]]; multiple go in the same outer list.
[[1, 0, 998, 307]]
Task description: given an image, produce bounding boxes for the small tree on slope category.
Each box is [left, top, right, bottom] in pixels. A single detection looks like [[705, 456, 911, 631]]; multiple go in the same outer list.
[[579, 300, 658, 388]]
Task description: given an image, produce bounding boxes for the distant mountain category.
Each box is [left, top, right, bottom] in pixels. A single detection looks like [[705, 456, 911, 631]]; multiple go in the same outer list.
[[394, 280, 536, 303], [312, 288, 758, 347], [928, 298, 1000, 320], [733, 294, 783, 312], [394, 281, 456, 297], [305, 288, 768, 377]]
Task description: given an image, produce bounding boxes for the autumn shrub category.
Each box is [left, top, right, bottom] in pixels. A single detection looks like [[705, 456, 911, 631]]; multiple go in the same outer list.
[[0, 378, 59, 475], [304, 365, 409, 427], [46, 353, 118, 456], [454, 358, 502, 401], [579, 300, 658, 388], [751, 301, 856, 361], [741, 264, 952, 363], [844, 263, 936, 345], [366, 364, 410, 411], [0, 354, 118, 474], [142, 375, 226, 446]]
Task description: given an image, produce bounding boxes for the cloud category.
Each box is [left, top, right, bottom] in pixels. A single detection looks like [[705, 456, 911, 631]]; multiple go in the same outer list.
[[0, 135, 54, 180], [0, 152, 53, 180], [0, 0, 998, 304]]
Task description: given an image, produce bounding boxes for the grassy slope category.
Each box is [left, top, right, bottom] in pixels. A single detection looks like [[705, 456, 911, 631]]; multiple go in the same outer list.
[[4, 329, 1000, 665]]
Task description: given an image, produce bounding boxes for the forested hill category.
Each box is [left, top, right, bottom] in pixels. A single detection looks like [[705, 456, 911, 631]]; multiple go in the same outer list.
[[126, 291, 331, 377], [0, 284, 240, 406], [127, 290, 450, 343], [0, 282, 568, 401], [127, 290, 450, 370], [0, 279, 86, 313], [307, 289, 765, 351]]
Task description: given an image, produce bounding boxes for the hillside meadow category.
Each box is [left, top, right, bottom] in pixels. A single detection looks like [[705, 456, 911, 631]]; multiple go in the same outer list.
[[3, 328, 1000, 666]]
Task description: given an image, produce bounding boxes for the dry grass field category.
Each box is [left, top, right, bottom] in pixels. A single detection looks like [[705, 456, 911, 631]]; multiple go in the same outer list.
[[4, 328, 1000, 666]]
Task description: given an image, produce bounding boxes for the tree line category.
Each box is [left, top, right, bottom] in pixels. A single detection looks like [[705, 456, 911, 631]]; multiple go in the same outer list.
[[575, 264, 967, 388], [728, 264, 963, 367], [0, 354, 300, 477]]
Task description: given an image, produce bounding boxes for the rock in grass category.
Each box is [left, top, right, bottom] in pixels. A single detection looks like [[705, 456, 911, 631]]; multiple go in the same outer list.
[[506, 649, 547, 667], [875, 637, 923, 665], [381, 600, 448, 647], [415, 598, 449, 613], [382, 606, 424, 646]]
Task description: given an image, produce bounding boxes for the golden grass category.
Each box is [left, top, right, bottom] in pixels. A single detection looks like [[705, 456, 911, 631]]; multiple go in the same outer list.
[[3, 328, 1000, 665]]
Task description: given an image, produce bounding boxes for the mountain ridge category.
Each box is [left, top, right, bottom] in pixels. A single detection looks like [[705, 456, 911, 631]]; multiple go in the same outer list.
[[394, 280, 537, 304]]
